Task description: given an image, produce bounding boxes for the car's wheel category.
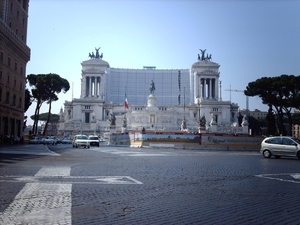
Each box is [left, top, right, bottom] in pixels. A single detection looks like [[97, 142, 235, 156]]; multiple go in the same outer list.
[[274, 155, 281, 159], [297, 151, 300, 160], [88, 146, 90, 148], [263, 150, 271, 158]]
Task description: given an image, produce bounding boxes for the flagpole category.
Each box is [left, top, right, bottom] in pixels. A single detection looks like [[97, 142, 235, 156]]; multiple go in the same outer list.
[[124, 86, 128, 110], [184, 87, 185, 119]]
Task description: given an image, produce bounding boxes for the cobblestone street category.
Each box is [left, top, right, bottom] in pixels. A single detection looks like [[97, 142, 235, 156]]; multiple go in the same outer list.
[[1, 144, 300, 224]]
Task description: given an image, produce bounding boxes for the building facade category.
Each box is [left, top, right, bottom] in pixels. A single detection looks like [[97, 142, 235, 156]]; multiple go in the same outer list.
[[58, 48, 244, 137], [0, 0, 30, 141]]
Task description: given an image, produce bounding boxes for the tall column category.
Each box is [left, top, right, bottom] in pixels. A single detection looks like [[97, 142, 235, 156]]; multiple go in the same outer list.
[[96, 77, 99, 97], [200, 80, 203, 99], [203, 78, 206, 99], [92, 76, 95, 96], [215, 78, 219, 100], [89, 76, 92, 97], [209, 79, 212, 99], [194, 72, 197, 103], [85, 77, 88, 97]]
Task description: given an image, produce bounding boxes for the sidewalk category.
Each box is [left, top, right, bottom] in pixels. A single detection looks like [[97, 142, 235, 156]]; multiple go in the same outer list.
[[0, 144, 60, 156]]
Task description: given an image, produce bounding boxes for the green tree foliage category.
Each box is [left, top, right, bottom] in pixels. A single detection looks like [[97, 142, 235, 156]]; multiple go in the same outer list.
[[27, 73, 70, 135], [23, 88, 33, 131], [266, 104, 277, 136], [30, 113, 59, 123], [245, 75, 300, 135], [42, 74, 69, 135], [27, 74, 48, 134]]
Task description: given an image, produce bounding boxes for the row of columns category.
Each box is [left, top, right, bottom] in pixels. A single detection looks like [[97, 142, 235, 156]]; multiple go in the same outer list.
[[0, 116, 21, 139], [84, 76, 101, 97], [199, 77, 219, 99]]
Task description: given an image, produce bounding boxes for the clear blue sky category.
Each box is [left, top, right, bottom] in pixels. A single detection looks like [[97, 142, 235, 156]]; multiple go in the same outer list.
[[25, 0, 300, 125]]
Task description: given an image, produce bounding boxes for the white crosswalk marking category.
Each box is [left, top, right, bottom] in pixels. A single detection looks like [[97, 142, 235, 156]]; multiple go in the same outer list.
[[0, 167, 72, 225]]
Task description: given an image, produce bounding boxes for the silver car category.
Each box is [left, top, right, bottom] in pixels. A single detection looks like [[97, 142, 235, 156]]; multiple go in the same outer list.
[[72, 135, 90, 148], [260, 136, 300, 159]]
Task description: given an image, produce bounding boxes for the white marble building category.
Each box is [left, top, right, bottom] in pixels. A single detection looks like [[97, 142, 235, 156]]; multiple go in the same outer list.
[[58, 49, 245, 137]]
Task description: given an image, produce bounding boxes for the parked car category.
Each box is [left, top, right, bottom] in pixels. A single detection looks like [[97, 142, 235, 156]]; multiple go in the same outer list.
[[260, 136, 300, 159], [62, 137, 72, 144], [43, 136, 58, 145], [99, 137, 106, 142], [72, 135, 90, 148], [29, 136, 41, 144], [88, 135, 100, 147], [56, 137, 64, 144]]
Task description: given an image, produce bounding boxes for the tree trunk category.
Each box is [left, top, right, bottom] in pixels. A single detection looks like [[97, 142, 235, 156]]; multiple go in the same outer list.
[[43, 100, 52, 135]]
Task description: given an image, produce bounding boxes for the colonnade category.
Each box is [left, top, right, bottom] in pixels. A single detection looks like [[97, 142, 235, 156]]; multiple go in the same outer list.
[[84, 76, 101, 97], [200, 77, 218, 99]]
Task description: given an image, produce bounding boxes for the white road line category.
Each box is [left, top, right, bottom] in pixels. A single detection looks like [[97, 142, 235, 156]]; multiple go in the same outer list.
[[255, 173, 300, 184], [0, 166, 143, 224], [0, 167, 72, 225]]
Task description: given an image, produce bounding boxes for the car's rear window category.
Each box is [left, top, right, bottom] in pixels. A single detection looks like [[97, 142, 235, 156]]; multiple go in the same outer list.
[[77, 136, 88, 140], [89, 137, 98, 140], [265, 137, 281, 144]]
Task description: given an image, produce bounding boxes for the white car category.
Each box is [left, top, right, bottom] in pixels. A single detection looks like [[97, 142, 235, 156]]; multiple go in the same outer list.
[[260, 136, 300, 159], [88, 135, 100, 147], [43, 136, 58, 145], [29, 136, 41, 144], [62, 137, 72, 144], [72, 135, 90, 148]]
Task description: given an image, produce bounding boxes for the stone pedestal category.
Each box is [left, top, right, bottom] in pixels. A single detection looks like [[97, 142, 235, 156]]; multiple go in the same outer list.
[[147, 94, 156, 108], [110, 125, 116, 133]]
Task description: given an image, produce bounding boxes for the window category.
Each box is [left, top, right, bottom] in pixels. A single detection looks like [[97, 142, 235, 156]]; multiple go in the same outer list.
[[8, 57, 11, 67], [7, 74, 10, 84], [268, 137, 281, 145], [0, 51, 3, 62], [20, 66, 23, 75], [6, 92, 9, 104], [85, 112, 90, 123], [19, 97, 22, 108], [14, 79, 16, 88], [0, 70, 2, 80], [282, 138, 295, 146], [0, 88, 2, 102], [13, 95, 16, 106], [14, 62, 18, 71]]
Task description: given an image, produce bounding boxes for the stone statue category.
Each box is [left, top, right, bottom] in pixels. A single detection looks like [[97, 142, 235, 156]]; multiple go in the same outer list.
[[122, 114, 127, 128], [89, 52, 95, 59], [89, 48, 103, 59], [109, 113, 116, 126], [181, 117, 187, 130], [200, 115, 206, 127], [199, 49, 206, 60], [207, 54, 212, 61], [95, 47, 100, 58], [149, 80, 155, 94]]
